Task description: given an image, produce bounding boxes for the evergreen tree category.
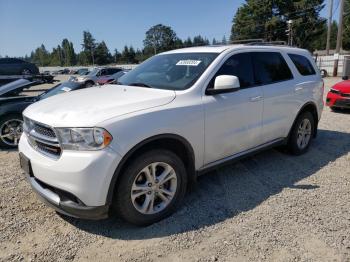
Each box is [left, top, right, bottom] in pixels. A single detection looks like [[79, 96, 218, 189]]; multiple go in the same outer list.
[[230, 0, 325, 50], [183, 37, 193, 47], [113, 48, 122, 63], [94, 41, 112, 65], [343, 0, 350, 50], [82, 31, 97, 64]]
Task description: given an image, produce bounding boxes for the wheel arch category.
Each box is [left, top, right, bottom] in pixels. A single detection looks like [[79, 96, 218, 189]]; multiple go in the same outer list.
[[288, 101, 319, 140], [106, 133, 196, 205]]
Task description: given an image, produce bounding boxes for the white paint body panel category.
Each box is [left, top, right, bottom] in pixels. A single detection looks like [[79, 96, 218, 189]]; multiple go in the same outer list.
[[19, 45, 324, 208]]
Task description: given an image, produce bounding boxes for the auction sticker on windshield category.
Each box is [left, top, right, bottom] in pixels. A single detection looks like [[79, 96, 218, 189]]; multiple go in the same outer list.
[[176, 60, 202, 66], [61, 87, 72, 92]]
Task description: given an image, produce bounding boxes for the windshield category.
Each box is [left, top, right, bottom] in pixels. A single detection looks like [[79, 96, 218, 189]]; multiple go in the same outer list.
[[40, 81, 82, 99], [86, 68, 99, 77], [117, 53, 218, 90]]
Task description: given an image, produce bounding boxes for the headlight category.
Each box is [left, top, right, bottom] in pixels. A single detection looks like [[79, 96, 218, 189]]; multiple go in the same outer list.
[[330, 88, 340, 94], [55, 127, 113, 151]]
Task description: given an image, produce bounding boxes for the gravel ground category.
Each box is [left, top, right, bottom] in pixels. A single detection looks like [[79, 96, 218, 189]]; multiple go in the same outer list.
[[0, 77, 349, 262]]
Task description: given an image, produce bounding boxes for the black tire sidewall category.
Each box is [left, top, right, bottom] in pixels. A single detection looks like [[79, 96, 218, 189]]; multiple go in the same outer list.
[[289, 111, 314, 155], [85, 81, 94, 88], [113, 149, 188, 226], [0, 114, 23, 149]]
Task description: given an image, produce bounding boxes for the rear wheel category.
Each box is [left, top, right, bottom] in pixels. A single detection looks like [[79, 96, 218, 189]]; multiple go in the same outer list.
[[288, 111, 315, 155], [0, 114, 23, 148], [113, 149, 187, 226]]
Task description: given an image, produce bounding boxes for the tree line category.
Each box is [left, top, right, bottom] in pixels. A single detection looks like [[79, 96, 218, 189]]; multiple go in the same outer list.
[[17, 25, 218, 67], [7, 0, 350, 66]]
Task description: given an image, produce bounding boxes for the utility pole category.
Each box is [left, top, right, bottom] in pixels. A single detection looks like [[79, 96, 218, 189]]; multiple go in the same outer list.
[[287, 20, 293, 46], [326, 0, 334, 55], [333, 0, 345, 76]]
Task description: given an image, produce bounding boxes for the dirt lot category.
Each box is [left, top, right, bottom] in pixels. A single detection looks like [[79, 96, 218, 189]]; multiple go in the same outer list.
[[0, 77, 349, 262]]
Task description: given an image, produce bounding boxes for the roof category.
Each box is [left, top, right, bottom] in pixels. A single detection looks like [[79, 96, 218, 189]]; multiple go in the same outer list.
[[162, 44, 308, 55]]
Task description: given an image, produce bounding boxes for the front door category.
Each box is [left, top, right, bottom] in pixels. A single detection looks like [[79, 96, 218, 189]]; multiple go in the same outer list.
[[203, 52, 263, 165]]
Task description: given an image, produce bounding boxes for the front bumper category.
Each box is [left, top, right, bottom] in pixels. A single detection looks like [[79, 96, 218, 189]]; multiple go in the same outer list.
[[326, 92, 350, 108], [26, 173, 109, 219], [18, 132, 121, 218]]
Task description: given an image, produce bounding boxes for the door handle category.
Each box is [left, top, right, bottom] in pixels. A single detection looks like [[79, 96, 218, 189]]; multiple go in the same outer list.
[[295, 86, 303, 92], [250, 96, 262, 102]]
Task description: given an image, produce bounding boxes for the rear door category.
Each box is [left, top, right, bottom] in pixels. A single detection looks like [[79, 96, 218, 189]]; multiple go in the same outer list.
[[203, 52, 263, 164], [252, 51, 296, 143]]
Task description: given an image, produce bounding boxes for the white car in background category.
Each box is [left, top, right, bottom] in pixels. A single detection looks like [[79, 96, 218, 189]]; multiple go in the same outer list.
[[19, 44, 323, 225]]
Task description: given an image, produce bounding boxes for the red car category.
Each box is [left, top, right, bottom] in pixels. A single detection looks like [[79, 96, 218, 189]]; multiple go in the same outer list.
[[96, 70, 129, 85], [326, 80, 350, 110]]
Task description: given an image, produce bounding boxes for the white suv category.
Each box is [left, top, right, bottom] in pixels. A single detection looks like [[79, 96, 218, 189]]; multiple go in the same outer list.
[[19, 45, 324, 225]]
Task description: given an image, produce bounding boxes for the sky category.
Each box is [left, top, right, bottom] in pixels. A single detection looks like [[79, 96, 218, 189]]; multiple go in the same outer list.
[[0, 0, 337, 57]]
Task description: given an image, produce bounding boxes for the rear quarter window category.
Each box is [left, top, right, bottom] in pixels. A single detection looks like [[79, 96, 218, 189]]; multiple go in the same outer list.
[[288, 53, 316, 76]]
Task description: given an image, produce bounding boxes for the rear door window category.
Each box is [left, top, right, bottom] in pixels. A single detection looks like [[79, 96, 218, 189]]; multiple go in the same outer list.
[[252, 52, 293, 85], [288, 53, 316, 76]]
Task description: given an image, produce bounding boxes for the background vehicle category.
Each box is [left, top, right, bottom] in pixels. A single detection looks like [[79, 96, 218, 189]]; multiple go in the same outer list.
[[0, 80, 86, 148], [19, 45, 323, 226], [0, 58, 39, 75], [73, 67, 122, 87], [97, 70, 130, 85], [326, 80, 350, 110]]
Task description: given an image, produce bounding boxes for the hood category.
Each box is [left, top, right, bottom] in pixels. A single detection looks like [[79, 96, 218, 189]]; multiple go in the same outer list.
[[333, 80, 350, 93], [0, 79, 35, 97], [23, 85, 176, 127]]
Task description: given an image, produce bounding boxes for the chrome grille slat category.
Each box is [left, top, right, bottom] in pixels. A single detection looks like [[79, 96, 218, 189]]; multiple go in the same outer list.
[[24, 117, 61, 159]]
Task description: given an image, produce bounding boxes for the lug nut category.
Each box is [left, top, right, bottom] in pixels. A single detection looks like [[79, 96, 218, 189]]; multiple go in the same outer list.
[[148, 183, 152, 187], [147, 191, 152, 195], [155, 179, 159, 184]]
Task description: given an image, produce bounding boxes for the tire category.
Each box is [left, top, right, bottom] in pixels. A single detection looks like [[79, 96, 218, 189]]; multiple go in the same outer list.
[[85, 81, 94, 88], [113, 149, 188, 226], [320, 69, 328, 78], [288, 111, 315, 155], [0, 114, 23, 149]]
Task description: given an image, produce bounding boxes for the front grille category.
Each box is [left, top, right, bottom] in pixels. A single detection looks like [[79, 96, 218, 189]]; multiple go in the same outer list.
[[24, 117, 61, 159], [341, 93, 350, 98], [34, 124, 56, 138]]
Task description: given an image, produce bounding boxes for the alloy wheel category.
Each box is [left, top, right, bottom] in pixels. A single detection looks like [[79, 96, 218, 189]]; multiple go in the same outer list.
[[297, 118, 312, 150], [131, 162, 177, 215], [0, 119, 23, 147]]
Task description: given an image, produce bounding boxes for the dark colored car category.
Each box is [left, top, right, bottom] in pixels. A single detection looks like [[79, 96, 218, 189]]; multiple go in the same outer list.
[[96, 70, 130, 85], [0, 58, 39, 75], [0, 79, 86, 148]]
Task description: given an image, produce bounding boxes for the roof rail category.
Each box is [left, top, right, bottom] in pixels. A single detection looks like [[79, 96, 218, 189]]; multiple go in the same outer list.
[[245, 41, 287, 46], [230, 39, 264, 44]]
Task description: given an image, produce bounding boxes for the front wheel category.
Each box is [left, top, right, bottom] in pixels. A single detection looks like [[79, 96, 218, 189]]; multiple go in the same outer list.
[[85, 81, 94, 88], [288, 111, 315, 155], [113, 150, 188, 226]]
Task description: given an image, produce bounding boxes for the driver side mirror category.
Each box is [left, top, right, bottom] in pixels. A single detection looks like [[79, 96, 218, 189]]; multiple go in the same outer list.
[[206, 75, 240, 95]]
